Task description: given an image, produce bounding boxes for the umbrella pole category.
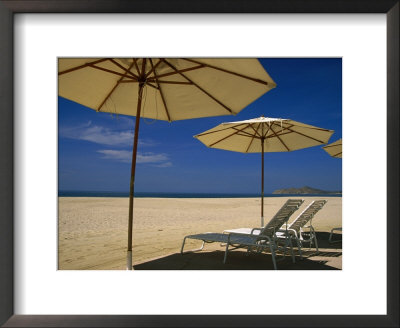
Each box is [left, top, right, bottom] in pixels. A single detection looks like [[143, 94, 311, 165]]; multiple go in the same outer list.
[[127, 82, 145, 270], [261, 138, 264, 227]]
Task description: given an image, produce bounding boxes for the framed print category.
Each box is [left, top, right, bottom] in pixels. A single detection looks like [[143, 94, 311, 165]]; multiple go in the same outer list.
[[0, 1, 398, 327]]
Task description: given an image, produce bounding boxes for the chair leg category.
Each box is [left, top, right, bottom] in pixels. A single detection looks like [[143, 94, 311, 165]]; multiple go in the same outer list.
[[180, 237, 187, 254], [288, 237, 295, 263], [246, 246, 252, 256], [313, 234, 319, 254], [199, 241, 205, 252], [269, 243, 277, 270], [279, 238, 287, 257], [223, 242, 230, 264], [181, 238, 205, 254], [299, 239, 303, 250], [329, 227, 342, 244], [295, 237, 303, 260]]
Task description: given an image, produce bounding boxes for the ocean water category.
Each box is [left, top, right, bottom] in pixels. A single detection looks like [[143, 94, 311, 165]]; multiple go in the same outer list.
[[58, 191, 342, 198]]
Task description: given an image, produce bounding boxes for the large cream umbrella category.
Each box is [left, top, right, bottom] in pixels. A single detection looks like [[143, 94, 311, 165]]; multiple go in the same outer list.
[[194, 116, 334, 226], [323, 138, 342, 158], [58, 58, 276, 269], [322, 138, 342, 242]]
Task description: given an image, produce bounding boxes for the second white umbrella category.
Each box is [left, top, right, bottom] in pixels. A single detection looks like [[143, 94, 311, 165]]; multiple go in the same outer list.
[[194, 116, 334, 226]]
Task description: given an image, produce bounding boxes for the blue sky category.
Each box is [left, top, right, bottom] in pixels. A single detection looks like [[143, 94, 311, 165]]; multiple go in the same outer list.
[[58, 58, 342, 194]]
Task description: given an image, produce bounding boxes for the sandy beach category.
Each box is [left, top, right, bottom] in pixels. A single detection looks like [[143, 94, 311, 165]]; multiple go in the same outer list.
[[58, 196, 342, 270]]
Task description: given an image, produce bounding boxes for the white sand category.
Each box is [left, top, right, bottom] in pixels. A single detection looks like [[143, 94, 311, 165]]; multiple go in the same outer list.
[[58, 196, 342, 270]]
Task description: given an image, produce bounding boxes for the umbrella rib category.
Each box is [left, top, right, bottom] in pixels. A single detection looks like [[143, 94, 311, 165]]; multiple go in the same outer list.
[[58, 58, 109, 75], [150, 58, 172, 122], [195, 123, 248, 137], [97, 60, 136, 111], [323, 143, 342, 149], [144, 59, 163, 79], [182, 58, 271, 86], [265, 130, 292, 139], [257, 122, 272, 154], [145, 82, 159, 90], [87, 64, 137, 80], [248, 123, 263, 138], [155, 80, 193, 85], [272, 122, 327, 144], [231, 127, 257, 138], [209, 124, 252, 147], [270, 121, 332, 134], [269, 125, 290, 151], [332, 151, 342, 157], [162, 59, 234, 115], [262, 123, 273, 138], [245, 132, 258, 153], [109, 59, 139, 80], [118, 81, 159, 89], [141, 58, 147, 76], [132, 59, 141, 76], [148, 64, 205, 80], [236, 133, 256, 138], [287, 121, 333, 132], [266, 122, 293, 136]]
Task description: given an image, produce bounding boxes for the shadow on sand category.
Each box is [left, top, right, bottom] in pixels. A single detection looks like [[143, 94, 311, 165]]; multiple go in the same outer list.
[[134, 232, 342, 270], [300, 231, 342, 249], [134, 250, 340, 270]]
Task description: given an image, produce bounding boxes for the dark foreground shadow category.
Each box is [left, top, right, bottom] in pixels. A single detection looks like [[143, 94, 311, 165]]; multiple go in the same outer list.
[[316, 231, 342, 247], [134, 250, 340, 270], [134, 231, 342, 270]]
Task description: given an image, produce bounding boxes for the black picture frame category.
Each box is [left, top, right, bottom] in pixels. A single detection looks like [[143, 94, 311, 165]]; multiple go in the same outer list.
[[0, 1, 398, 327]]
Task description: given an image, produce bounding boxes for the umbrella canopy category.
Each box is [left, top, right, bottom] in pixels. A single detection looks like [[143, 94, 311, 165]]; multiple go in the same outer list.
[[323, 138, 342, 158], [194, 116, 334, 226], [58, 58, 276, 269], [59, 58, 276, 121]]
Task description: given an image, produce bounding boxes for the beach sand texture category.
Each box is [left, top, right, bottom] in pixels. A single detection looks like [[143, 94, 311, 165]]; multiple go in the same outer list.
[[58, 196, 342, 270]]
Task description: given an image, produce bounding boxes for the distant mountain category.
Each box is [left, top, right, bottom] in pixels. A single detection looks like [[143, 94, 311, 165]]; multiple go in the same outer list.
[[272, 186, 341, 195]]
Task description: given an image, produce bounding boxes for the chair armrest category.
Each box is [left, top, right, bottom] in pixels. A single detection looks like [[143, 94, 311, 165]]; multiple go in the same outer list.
[[302, 225, 316, 233], [227, 232, 271, 243], [227, 232, 257, 238], [277, 229, 298, 238], [251, 227, 262, 234], [226, 232, 244, 243], [301, 225, 315, 234]]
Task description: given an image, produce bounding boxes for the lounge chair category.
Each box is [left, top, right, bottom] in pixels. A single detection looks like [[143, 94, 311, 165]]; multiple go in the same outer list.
[[277, 200, 327, 254], [224, 200, 327, 256], [329, 227, 342, 243], [180, 199, 304, 270]]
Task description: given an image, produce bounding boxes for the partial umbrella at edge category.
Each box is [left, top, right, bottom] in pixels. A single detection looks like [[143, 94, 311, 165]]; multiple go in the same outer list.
[[322, 138, 342, 240], [194, 116, 334, 226], [58, 58, 277, 269], [322, 138, 342, 158]]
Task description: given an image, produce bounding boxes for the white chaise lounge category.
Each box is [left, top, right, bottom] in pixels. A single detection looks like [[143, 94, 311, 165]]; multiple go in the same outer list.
[[180, 199, 304, 270], [225, 200, 327, 256], [277, 199, 327, 254]]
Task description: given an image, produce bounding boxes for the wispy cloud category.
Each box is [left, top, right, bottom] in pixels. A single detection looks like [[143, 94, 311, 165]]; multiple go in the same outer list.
[[97, 150, 171, 166], [112, 116, 135, 128], [152, 162, 173, 168], [60, 121, 155, 147], [97, 150, 132, 162], [137, 152, 169, 164]]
